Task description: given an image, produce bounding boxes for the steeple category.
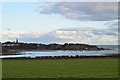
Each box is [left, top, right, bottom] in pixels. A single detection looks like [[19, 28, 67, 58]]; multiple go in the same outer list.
[[16, 39, 18, 43]]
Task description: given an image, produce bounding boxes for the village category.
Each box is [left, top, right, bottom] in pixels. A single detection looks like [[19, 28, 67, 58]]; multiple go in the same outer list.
[[1, 39, 109, 55]]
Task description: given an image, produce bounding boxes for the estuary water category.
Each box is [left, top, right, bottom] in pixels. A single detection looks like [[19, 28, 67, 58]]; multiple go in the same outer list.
[[0, 45, 119, 58]]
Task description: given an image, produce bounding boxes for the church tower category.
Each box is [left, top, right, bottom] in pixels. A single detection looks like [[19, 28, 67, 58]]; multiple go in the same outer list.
[[16, 39, 18, 43]]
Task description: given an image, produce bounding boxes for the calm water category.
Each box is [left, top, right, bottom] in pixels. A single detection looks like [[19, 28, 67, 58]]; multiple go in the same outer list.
[[0, 45, 119, 58]]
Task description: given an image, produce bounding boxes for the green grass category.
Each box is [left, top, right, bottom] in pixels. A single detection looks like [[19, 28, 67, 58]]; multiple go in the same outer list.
[[2, 58, 118, 78]]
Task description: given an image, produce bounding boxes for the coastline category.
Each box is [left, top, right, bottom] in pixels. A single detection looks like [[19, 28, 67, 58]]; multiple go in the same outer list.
[[2, 48, 112, 55], [1, 48, 119, 59], [1, 53, 119, 59]]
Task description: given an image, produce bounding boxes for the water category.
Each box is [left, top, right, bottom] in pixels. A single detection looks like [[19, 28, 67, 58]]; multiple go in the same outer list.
[[97, 45, 119, 50], [0, 45, 119, 58]]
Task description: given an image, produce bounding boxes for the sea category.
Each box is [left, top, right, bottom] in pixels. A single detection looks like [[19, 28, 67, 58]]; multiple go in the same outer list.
[[0, 45, 119, 58]]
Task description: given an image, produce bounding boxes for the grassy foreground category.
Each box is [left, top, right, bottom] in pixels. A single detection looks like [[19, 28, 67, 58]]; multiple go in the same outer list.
[[2, 58, 118, 78]]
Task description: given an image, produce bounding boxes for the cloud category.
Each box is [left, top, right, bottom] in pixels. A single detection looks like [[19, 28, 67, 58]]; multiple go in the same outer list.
[[19, 31, 46, 38], [46, 27, 118, 44], [37, 2, 118, 21], [104, 20, 118, 33], [1, 31, 46, 42], [92, 29, 117, 36], [89, 35, 118, 44], [53, 28, 92, 40], [1, 26, 118, 45]]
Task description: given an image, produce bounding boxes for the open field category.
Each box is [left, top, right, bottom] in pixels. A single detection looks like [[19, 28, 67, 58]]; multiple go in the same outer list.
[[2, 58, 118, 78]]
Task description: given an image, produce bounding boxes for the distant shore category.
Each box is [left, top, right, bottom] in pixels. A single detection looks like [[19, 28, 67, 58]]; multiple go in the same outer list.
[[2, 42, 111, 55]]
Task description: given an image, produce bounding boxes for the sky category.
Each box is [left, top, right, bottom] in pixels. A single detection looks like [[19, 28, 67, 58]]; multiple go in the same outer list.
[[0, 2, 118, 45]]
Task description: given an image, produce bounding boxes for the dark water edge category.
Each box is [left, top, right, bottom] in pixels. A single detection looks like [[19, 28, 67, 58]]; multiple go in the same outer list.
[[97, 45, 119, 49]]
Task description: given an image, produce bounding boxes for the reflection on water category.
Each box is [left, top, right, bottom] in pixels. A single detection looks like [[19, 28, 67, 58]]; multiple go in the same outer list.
[[0, 48, 118, 58]]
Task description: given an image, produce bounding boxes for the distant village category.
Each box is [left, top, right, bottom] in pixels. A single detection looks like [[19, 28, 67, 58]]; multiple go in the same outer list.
[[1, 39, 109, 55]]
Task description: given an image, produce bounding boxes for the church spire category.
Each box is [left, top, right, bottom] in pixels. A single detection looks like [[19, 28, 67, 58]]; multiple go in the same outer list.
[[16, 39, 18, 43]]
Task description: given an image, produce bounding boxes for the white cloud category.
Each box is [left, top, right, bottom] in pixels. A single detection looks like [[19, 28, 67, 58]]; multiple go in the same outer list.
[[54, 31, 76, 39], [19, 31, 46, 38], [50, 27, 118, 44], [1, 27, 118, 45], [89, 35, 118, 44], [1, 31, 46, 42]]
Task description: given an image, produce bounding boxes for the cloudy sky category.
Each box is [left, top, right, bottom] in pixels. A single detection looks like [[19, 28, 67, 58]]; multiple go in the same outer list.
[[0, 2, 118, 45]]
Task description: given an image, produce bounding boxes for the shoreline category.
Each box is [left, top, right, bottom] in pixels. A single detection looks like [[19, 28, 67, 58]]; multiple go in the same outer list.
[[1, 49, 119, 59], [2, 49, 112, 55], [1, 53, 119, 59]]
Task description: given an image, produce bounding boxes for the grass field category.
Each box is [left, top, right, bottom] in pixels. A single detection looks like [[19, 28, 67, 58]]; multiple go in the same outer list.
[[2, 58, 118, 78]]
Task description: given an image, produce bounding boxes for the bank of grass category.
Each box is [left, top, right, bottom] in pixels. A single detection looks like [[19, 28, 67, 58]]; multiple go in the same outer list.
[[2, 58, 118, 78]]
